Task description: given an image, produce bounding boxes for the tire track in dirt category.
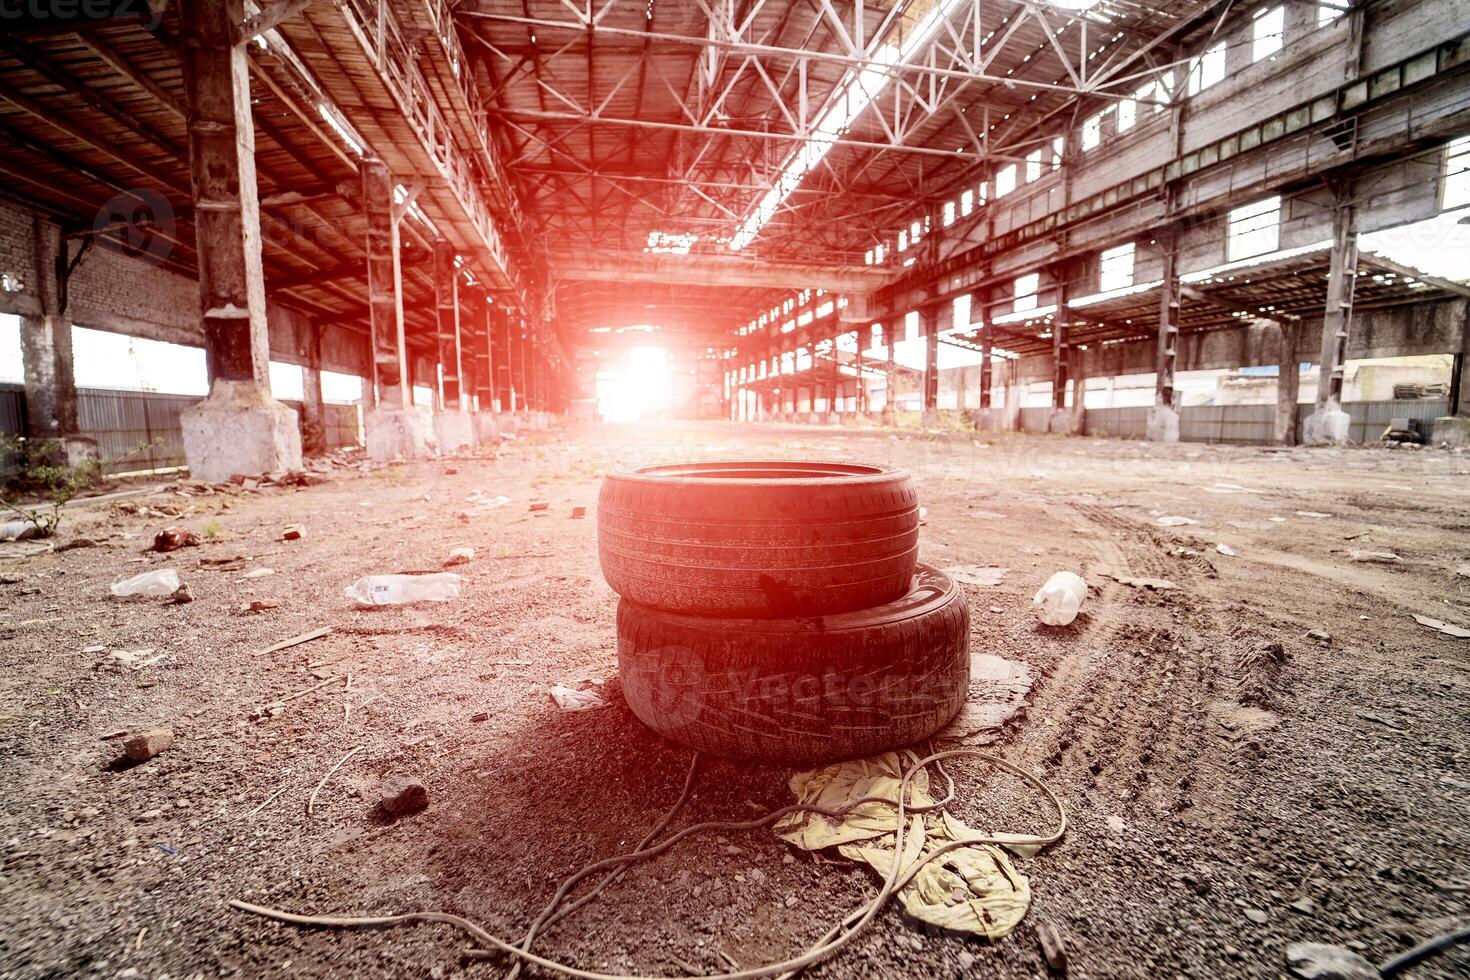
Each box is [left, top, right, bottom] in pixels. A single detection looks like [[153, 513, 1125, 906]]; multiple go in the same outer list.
[[1016, 503, 1241, 820]]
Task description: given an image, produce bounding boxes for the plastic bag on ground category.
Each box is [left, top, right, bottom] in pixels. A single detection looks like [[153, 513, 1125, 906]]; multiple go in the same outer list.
[[773, 750, 1054, 942], [344, 573, 461, 606], [111, 569, 182, 597]]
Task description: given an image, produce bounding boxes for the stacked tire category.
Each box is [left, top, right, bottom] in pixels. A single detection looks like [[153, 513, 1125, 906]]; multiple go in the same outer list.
[[599, 461, 970, 764]]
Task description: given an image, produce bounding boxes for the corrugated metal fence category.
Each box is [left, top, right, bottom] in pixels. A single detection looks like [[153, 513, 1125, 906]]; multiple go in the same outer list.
[[0, 384, 362, 475]]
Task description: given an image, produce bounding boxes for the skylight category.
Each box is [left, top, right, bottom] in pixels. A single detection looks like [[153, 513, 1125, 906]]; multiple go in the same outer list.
[[729, 0, 968, 251]]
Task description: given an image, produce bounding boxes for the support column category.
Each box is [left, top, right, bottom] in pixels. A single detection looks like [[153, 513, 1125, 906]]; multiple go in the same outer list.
[[826, 332, 841, 424], [1304, 191, 1356, 445], [359, 156, 427, 459], [1148, 229, 1182, 442], [854, 331, 866, 416], [300, 321, 326, 455], [1271, 320, 1300, 445], [177, 0, 301, 480], [512, 318, 528, 418], [1436, 300, 1470, 445], [922, 307, 939, 423], [882, 322, 897, 425], [469, 290, 499, 443], [20, 217, 94, 466], [431, 240, 474, 451], [494, 304, 514, 429], [975, 296, 995, 431], [1048, 270, 1078, 435]]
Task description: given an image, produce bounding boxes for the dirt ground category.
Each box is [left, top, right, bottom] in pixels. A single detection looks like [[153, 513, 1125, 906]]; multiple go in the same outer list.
[[1, 421, 1467, 980]]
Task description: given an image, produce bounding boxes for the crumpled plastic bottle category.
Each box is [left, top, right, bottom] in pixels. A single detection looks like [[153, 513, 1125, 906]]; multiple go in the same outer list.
[[111, 568, 182, 597], [343, 572, 462, 606], [1033, 571, 1087, 626]]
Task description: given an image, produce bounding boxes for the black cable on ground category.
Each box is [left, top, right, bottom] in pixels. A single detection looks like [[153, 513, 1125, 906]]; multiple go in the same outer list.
[[230, 748, 1065, 980], [1379, 922, 1470, 976]]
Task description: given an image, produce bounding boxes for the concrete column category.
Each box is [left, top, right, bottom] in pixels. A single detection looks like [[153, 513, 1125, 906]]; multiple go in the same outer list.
[[1069, 348, 1088, 435], [1437, 300, 1470, 446], [358, 157, 427, 459], [922, 308, 939, 423], [826, 333, 841, 424], [431, 240, 473, 451], [493, 305, 513, 418], [1049, 270, 1078, 435], [1304, 192, 1356, 445], [854, 332, 866, 416], [19, 217, 93, 465], [468, 289, 498, 443], [177, 0, 301, 481], [300, 321, 326, 455], [1003, 359, 1021, 431], [1148, 229, 1181, 442], [882, 321, 897, 425], [1273, 320, 1299, 445]]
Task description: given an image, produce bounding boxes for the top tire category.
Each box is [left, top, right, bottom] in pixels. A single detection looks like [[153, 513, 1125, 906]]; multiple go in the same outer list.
[[598, 460, 919, 617]]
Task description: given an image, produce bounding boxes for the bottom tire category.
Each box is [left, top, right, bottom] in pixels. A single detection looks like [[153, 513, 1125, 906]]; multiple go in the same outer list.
[[617, 565, 970, 764]]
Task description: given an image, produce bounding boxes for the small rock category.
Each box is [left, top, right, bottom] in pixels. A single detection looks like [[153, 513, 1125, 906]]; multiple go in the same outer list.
[[1289, 897, 1317, 916], [1285, 941, 1380, 979], [152, 527, 199, 552], [783, 895, 798, 908], [168, 584, 194, 604], [1105, 815, 1125, 833], [123, 728, 174, 762], [444, 546, 475, 567], [242, 567, 275, 580], [1035, 920, 1067, 973], [1244, 908, 1268, 925], [957, 951, 976, 969], [378, 776, 429, 816], [281, 524, 305, 542], [1305, 629, 1331, 645], [470, 711, 490, 723], [570, 506, 587, 519], [529, 501, 549, 512]]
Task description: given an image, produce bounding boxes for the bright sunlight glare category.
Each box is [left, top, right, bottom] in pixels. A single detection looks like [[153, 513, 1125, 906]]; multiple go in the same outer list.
[[597, 346, 672, 422]]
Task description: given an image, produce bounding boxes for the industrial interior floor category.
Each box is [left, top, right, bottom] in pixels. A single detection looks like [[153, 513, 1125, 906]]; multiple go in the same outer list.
[[1, 421, 1466, 980]]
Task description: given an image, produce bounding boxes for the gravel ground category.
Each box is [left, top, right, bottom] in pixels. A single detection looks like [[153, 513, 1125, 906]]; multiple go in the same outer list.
[[1, 421, 1466, 980]]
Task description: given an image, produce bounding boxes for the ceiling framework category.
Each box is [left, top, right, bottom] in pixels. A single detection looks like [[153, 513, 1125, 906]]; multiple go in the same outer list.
[[0, 11, 454, 354], [456, 0, 1224, 341]]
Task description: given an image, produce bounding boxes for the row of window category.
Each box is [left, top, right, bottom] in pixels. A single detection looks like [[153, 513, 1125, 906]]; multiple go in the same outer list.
[[864, 4, 1348, 269]]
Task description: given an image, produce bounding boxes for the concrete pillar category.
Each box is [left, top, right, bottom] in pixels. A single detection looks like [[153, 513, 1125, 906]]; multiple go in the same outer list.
[[1003, 359, 1021, 431], [922, 307, 939, 423], [357, 157, 427, 460], [1049, 270, 1078, 435], [1304, 192, 1356, 445], [882, 321, 897, 425], [854, 331, 866, 416], [467, 289, 498, 443], [1437, 301, 1470, 445], [177, 0, 301, 481], [826, 334, 841, 424], [300, 321, 326, 455], [431, 240, 474, 451], [1069, 348, 1087, 435], [493, 304, 513, 422], [1273, 320, 1299, 446], [1148, 229, 1181, 443]]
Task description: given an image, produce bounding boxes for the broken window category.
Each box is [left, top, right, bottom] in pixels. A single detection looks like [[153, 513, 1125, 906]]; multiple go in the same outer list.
[[1187, 42, 1227, 95], [1014, 273, 1040, 312], [1253, 7, 1284, 63], [1227, 196, 1282, 260], [996, 164, 1017, 197], [1081, 112, 1102, 150], [1100, 243, 1136, 291], [1444, 135, 1470, 210]]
